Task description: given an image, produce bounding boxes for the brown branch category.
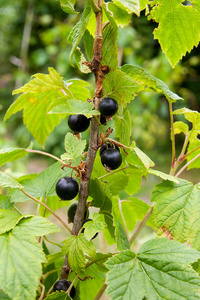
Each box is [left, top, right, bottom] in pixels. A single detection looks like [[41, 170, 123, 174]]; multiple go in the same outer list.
[[60, 0, 105, 280]]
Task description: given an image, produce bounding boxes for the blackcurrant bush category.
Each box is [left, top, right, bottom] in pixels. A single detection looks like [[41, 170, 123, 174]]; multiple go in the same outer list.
[[100, 142, 119, 156], [82, 219, 98, 239], [68, 202, 89, 223], [53, 279, 76, 298], [56, 177, 79, 200], [99, 97, 118, 117], [101, 148, 122, 170], [68, 114, 90, 133]]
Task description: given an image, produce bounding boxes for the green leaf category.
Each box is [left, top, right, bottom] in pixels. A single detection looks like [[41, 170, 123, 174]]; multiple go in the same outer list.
[[114, 110, 131, 146], [61, 132, 87, 163], [152, 179, 200, 250], [124, 167, 145, 195], [68, 0, 92, 64], [148, 168, 179, 183], [186, 138, 200, 170], [108, 3, 131, 27], [0, 172, 24, 190], [83, 29, 94, 61], [0, 209, 32, 235], [0, 195, 13, 210], [174, 121, 189, 135], [104, 69, 140, 108], [0, 147, 28, 167], [113, 0, 140, 16], [74, 48, 91, 73], [17, 216, 60, 236], [45, 291, 70, 300], [133, 146, 154, 169], [140, 0, 148, 11], [102, 8, 118, 71], [0, 227, 46, 300], [149, 0, 200, 68], [121, 64, 183, 103], [62, 234, 96, 273], [106, 239, 200, 300], [89, 178, 112, 212], [9, 162, 70, 203], [60, 0, 78, 14], [102, 172, 128, 196], [112, 208, 130, 250], [48, 99, 99, 118], [83, 213, 106, 240], [0, 290, 10, 299]]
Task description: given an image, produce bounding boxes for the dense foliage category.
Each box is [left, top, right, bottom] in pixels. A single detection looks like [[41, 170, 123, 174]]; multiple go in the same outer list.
[[1, 0, 200, 299]]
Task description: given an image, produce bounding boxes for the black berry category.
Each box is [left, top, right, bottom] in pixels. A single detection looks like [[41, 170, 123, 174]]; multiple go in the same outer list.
[[101, 148, 122, 170], [68, 202, 89, 223], [82, 219, 98, 239], [68, 114, 90, 133], [99, 97, 118, 117], [100, 114, 107, 125], [56, 177, 79, 200], [53, 279, 76, 298], [100, 142, 119, 157]]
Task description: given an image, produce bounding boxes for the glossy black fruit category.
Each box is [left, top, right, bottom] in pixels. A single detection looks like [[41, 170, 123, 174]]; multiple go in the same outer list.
[[100, 142, 119, 156], [101, 148, 122, 170], [82, 219, 98, 239], [56, 177, 79, 200], [100, 114, 107, 125], [68, 203, 89, 223], [68, 114, 90, 133], [53, 279, 76, 298], [99, 97, 118, 117]]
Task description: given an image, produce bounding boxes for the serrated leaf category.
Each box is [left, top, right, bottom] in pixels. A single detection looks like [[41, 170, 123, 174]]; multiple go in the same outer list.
[[140, 0, 148, 11], [83, 29, 94, 61], [17, 216, 60, 236], [60, 0, 78, 14], [83, 213, 106, 240], [74, 48, 91, 73], [152, 179, 200, 250], [112, 207, 130, 250], [133, 146, 154, 169], [0, 195, 14, 210], [62, 234, 96, 273], [62, 132, 86, 163], [174, 121, 189, 135], [186, 138, 200, 170], [45, 291, 70, 300], [0, 227, 46, 300], [0, 210, 32, 235], [0, 172, 24, 190], [68, 0, 92, 64], [102, 8, 118, 71], [114, 0, 140, 16], [149, 0, 200, 67], [108, 3, 131, 27], [102, 173, 128, 196], [48, 99, 99, 118], [106, 239, 200, 300], [121, 64, 183, 103], [148, 168, 179, 183], [9, 162, 71, 203], [104, 69, 141, 108], [0, 148, 28, 167], [114, 110, 131, 145], [89, 178, 112, 212], [124, 167, 145, 195]]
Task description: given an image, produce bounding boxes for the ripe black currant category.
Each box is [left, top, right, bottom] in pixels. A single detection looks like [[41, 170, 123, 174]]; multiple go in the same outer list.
[[68, 202, 89, 223], [53, 279, 76, 298], [101, 148, 122, 170], [100, 114, 107, 125], [56, 177, 79, 200], [100, 142, 119, 156], [68, 114, 90, 133], [82, 219, 98, 239], [99, 97, 118, 117]]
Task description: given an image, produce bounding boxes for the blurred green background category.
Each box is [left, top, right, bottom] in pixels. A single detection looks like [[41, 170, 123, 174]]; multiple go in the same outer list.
[[0, 0, 200, 177]]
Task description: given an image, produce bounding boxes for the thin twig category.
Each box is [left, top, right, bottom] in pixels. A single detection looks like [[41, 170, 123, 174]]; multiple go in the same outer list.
[[25, 149, 65, 164], [95, 283, 107, 300], [21, 189, 73, 234], [43, 236, 62, 248], [175, 153, 200, 178], [129, 204, 154, 246], [181, 144, 200, 161], [169, 102, 176, 171], [38, 283, 45, 300]]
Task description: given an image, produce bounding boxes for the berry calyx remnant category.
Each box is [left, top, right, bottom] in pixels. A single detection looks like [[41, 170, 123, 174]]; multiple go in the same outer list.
[[100, 142, 119, 156], [68, 114, 90, 133], [101, 148, 122, 170], [53, 279, 76, 298], [68, 202, 89, 223], [99, 97, 118, 117], [56, 177, 79, 200]]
